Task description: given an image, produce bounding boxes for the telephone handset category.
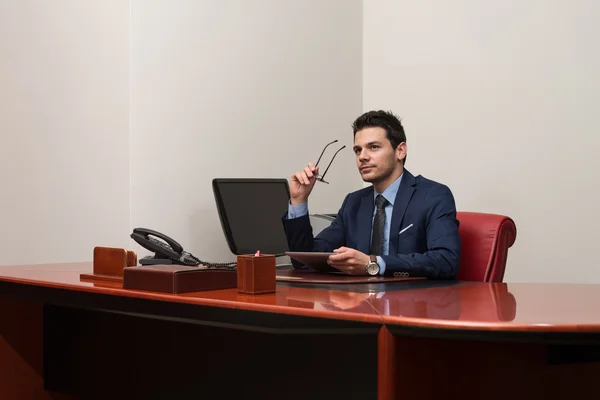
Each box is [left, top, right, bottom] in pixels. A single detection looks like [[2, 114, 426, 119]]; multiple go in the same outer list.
[[130, 228, 236, 268]]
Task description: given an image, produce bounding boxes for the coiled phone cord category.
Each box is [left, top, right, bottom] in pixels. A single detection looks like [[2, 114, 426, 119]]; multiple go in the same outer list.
[[183, 251, 237, 269]]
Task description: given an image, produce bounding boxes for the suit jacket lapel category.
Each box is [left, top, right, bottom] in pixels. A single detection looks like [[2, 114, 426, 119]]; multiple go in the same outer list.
[[389, 170, 416, 254], [356, 190, 374, 254]]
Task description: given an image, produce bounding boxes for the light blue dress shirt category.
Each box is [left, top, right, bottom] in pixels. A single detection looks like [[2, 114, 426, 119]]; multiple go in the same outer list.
[[287, 174, 403, 275]]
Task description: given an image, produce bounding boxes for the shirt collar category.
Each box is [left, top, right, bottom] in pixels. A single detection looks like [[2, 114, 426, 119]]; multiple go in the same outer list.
[[374, 173, 403, 206]]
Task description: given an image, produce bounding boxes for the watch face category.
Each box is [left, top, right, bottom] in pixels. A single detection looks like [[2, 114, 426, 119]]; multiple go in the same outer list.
[[366, 262, 379, 275]]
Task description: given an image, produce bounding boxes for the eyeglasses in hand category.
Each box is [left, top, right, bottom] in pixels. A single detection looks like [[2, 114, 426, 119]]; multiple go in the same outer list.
[[315, 140, 346, 184]]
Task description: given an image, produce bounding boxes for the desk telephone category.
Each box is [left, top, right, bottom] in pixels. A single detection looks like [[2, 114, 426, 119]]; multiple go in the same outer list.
[[130, 228, 236, 268]]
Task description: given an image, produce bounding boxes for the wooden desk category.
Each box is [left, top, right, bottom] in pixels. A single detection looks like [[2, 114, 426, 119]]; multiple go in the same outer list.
[[1, 263, 599, 399]]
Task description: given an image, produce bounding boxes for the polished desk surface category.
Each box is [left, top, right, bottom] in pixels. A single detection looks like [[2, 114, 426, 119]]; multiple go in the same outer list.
[[1, 262, 600, 333]]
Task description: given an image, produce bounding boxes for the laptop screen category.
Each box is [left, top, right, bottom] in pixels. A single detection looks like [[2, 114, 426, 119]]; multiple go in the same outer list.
[[212, 178, 291, 256]]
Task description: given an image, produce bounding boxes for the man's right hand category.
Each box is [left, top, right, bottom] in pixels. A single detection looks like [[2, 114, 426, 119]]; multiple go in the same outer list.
[[290, 162, 319, 205]]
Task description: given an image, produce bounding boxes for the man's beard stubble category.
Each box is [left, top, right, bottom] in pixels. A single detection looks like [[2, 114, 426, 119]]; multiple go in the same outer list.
[[359, 154, 398, 184]]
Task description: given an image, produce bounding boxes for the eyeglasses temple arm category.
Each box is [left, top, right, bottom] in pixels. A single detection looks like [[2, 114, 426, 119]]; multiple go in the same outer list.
[[315, 139, 338, 167], [319, 145, 346, 180]]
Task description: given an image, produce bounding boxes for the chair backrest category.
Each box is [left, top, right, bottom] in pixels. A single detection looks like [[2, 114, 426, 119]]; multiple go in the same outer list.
[[456, 212, 517, 283]]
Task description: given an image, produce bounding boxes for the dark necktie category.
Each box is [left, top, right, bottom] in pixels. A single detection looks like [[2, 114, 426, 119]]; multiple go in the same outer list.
[[370, 194, 388, 255]]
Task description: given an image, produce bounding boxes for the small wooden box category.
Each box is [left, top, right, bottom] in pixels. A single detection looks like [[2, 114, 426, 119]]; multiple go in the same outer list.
[[123, 265, 237, 294], [236, 254, 276, 294], [93, 246, 137, 276], [80, 246, 137, 282]]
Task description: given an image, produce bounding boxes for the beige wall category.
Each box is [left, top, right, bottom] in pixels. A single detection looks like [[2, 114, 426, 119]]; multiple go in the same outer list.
[[0, 1, 130, 264], [363, 0, 600, 283], [130, 0, 363, 262], [0, 0, 363, 265]]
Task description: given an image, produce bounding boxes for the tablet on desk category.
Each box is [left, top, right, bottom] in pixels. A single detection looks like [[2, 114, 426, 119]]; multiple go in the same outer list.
[[285, 251, 339, 273]]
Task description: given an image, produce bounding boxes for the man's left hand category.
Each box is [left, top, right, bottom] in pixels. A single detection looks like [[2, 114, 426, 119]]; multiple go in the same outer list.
[[327, 247, 371, 275]]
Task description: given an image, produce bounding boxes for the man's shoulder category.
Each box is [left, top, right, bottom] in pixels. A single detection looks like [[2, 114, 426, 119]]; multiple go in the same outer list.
[[414, 174, 452, 192], [413, 174, 455, 203], [333, 185, 372, 209], [346, 185, 373, 201]]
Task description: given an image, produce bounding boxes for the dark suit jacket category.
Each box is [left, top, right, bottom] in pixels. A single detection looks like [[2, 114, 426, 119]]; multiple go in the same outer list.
[[282, 170, 461, 279]]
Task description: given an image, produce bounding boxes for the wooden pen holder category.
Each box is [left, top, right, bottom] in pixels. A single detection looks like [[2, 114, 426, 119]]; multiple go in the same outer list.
[[237, 254, 276, 294]]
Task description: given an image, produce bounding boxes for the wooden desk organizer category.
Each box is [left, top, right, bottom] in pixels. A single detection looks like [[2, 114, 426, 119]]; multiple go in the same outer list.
[[237, 254, 276, 294], [80, 246, 137, 282], [123, 265, 237, 294]]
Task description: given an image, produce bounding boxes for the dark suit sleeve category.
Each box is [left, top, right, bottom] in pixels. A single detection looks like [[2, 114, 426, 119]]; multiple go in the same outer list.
[[381, 185, 461, 279], [282, 196, 349, 268]]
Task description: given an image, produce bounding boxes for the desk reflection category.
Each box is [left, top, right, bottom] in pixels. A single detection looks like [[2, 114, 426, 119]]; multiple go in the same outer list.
[[83, 278, 516, 324], [371, 282, 517, 322], [284, 287, 374, 314], [285, 283, 517, 323]]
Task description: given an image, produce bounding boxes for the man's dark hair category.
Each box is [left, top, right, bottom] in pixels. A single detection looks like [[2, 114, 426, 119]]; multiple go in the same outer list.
[[352, 110, 407, 165]]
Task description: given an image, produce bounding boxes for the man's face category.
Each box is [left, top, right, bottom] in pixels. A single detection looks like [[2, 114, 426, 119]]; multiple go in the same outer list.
[[353, 127, 405, 184]]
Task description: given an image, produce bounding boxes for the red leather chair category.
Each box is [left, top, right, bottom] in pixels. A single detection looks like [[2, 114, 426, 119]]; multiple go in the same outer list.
[[456, 212, 517, 283]]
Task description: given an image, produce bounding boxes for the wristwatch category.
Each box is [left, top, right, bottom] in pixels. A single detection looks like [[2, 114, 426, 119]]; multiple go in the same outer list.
[[365, 255, 380, 276]]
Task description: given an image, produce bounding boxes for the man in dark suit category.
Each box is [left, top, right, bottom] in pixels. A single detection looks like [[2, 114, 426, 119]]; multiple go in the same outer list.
[[282, 110, 461, 279]]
